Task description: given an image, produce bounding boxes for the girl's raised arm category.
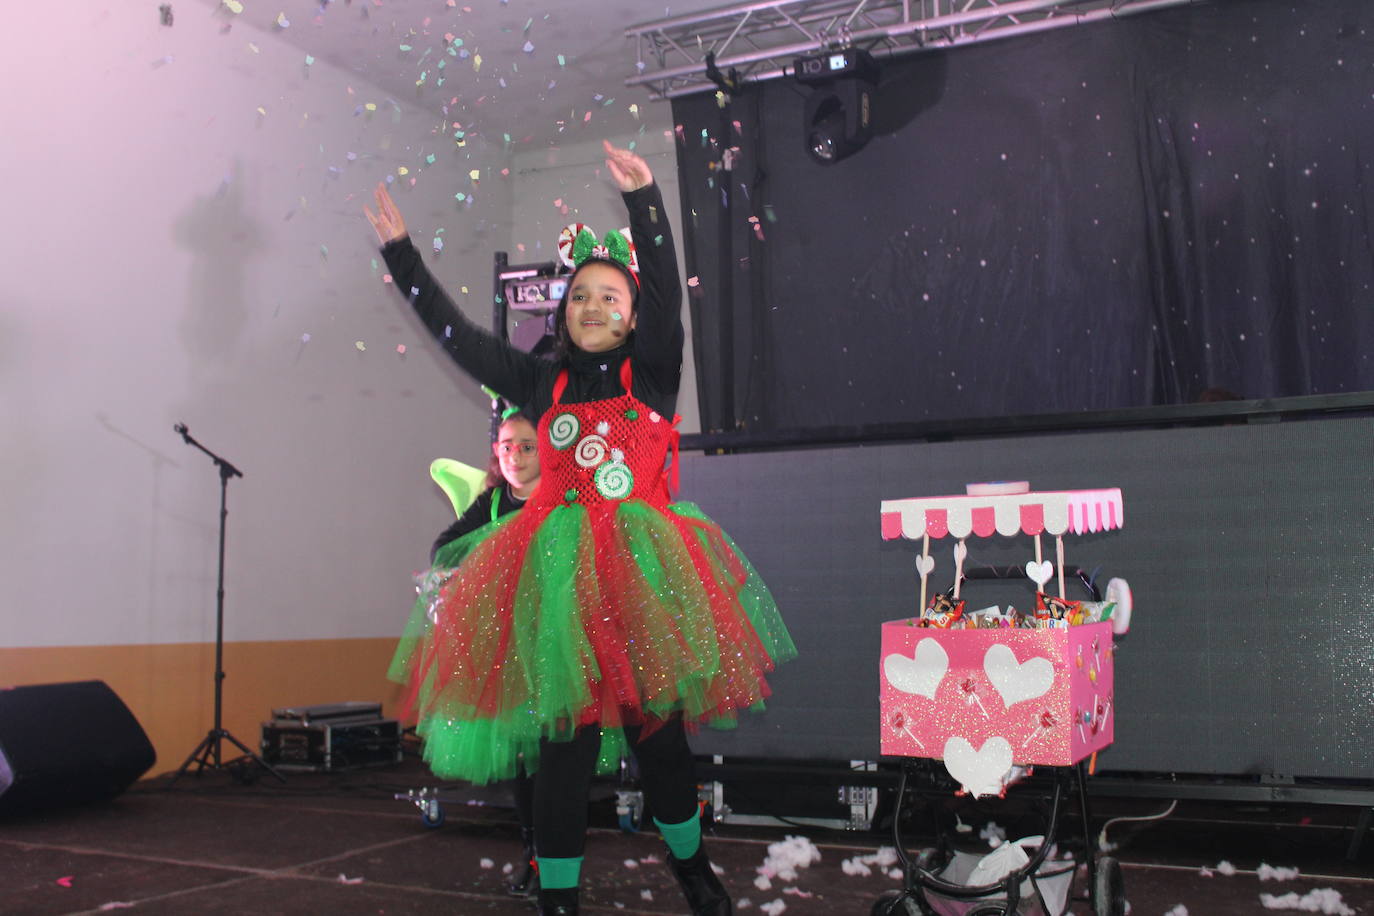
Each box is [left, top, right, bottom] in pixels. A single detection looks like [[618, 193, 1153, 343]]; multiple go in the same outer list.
[[369, 183, 544, 406]]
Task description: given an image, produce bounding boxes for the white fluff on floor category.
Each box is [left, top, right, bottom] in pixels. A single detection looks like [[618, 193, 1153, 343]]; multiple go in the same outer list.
[[1258, 863, 1301, 881], [755, 834, 823, 883], [841, 844, 899, 877], [1259, 888, 1355, 915]]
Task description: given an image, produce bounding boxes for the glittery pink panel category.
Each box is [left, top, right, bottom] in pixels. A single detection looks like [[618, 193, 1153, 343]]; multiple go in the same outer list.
[[1019, 503, 1045, 536], [970, 506, 996, 537], [881, 511, 903, 541], [926, 509, 948, 538], [879, 622, 1114, 766]]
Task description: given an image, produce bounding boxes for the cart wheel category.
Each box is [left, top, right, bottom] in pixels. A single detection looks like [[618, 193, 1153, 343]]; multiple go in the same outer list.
[[421, 801, 445, 829], [871, 889, 916, 916], [1093, 855, 1125, 916]]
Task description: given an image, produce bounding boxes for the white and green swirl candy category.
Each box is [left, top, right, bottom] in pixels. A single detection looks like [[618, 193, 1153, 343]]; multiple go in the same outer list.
[[548, 412, 580, 450], [574, 434, 609, 468], [594, 461, 634, 500]]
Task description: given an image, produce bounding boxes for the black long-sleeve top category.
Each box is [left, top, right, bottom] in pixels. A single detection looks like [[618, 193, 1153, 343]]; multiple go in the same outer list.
[[381, 183, 683, 422], [429, 484, 527, 563]]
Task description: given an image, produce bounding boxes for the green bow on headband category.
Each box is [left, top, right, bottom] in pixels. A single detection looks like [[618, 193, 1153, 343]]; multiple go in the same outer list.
[[570, 227, 633, 270], [557, 222, 639, 281]]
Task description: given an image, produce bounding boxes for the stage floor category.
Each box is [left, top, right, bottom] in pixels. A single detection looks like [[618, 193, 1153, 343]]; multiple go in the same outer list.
[[0, 755, 1370, 915]]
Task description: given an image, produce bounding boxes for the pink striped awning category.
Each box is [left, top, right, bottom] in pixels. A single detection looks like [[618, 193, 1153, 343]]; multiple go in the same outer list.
[[880, 488, 1123, 540]]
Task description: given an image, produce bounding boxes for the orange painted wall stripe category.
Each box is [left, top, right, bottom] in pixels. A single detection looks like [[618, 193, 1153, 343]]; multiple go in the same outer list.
[[0, 640, 408, 779]]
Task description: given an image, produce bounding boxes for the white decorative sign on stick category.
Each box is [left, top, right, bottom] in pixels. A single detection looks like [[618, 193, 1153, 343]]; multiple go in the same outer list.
[[1025, 560, 1053, 589]]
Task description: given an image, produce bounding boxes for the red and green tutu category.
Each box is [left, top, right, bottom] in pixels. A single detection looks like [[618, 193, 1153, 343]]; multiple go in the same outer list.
[[389, 374, 794, 784]]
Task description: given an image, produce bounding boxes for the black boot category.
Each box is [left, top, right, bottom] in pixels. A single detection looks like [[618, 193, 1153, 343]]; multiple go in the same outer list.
[[536, 886, 578, 915], [507, 827, 539, 897], [667, 845, 733, 915]]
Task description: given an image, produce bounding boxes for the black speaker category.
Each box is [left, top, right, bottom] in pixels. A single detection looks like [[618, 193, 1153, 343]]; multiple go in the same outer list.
[[0, 680, 157, 816]]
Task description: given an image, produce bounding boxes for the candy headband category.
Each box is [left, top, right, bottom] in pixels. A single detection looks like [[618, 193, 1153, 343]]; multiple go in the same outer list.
[[557, 223, 640, 286]]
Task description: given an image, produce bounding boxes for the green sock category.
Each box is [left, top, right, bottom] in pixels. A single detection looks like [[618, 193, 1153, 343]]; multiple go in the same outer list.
[[536, 856, 582, 889], [654, 812, 702, 860]]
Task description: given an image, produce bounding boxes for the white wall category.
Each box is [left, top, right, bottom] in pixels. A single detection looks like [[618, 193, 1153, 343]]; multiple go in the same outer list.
[[508, 130, 702, 435], [1, 7, 510, 648]]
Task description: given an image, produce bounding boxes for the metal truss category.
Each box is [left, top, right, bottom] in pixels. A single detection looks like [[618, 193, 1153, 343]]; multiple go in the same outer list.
[[627, 0, 1200, 99]]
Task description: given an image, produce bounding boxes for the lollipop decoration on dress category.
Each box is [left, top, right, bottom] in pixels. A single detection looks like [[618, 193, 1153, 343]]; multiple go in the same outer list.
[[574, 435, 609, 468], [594, 461, 634, 500], [558, 223, 640, 281], [548, 412, 581, 450]]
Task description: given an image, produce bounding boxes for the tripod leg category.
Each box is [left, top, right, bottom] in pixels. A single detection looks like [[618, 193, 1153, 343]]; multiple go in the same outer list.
[[168, 731, 218, 787], [222, 729, 287, 783]]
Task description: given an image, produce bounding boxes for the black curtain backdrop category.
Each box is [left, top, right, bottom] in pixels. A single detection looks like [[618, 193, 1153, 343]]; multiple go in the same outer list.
[[671, 0, 1374, 435]]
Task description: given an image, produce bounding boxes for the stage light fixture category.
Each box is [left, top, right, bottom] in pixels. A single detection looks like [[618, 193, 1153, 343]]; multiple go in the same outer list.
[[794, 48, 878, 165]]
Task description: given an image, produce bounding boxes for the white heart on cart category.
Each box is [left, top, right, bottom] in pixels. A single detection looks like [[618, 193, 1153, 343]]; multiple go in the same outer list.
[[1024, 560, 1053, 588], [883, 637, 948, 699], [942, 735, 1014, 799], [915, 555, 935, 577], [984, 643, 1054, 707]]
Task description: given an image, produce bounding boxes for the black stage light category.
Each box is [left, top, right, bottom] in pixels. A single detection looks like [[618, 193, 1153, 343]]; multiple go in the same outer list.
[[794, 48, 878, 165]]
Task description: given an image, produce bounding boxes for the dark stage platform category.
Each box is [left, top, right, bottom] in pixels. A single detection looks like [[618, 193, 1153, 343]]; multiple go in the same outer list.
[[0, 755, 1370, 915]]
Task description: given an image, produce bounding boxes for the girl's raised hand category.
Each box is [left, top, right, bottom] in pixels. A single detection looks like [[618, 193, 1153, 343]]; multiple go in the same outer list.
[[364, 182, 408, 245], [603, 140, 653, 192]]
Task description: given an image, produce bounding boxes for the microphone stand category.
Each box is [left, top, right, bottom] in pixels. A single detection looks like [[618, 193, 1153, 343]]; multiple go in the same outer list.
[[168, 424, 284, 785]]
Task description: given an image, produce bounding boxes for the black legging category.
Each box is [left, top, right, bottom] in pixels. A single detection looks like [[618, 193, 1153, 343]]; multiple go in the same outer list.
[[533, 715, 699, 858]]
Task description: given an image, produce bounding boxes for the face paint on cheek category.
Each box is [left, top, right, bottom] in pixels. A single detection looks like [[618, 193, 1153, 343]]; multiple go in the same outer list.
[[611, 312, 623, 321]]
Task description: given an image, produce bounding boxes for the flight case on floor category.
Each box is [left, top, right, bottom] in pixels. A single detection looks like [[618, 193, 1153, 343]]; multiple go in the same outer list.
[[260, 702, 402, 772]]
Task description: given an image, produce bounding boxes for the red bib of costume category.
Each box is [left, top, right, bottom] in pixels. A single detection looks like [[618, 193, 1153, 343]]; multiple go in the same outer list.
[[533, 360, 677, 512]]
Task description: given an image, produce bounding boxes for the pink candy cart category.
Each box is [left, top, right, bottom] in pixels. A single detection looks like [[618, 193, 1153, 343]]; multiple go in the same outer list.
[[871, 484, 1132, 916]]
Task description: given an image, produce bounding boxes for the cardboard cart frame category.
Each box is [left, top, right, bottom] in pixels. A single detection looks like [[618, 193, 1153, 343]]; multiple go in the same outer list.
[[873, 485, 1129, 916]]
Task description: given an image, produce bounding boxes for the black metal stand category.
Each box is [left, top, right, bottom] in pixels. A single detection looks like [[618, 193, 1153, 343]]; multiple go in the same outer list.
[[168, 424, 284, 786]]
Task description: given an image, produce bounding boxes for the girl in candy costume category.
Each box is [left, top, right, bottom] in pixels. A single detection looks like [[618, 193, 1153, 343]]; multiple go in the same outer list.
[[367, 141, 793, 916]]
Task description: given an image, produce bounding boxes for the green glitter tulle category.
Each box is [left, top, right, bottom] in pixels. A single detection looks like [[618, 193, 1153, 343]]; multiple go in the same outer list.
[[389, 499, 794, 785]]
